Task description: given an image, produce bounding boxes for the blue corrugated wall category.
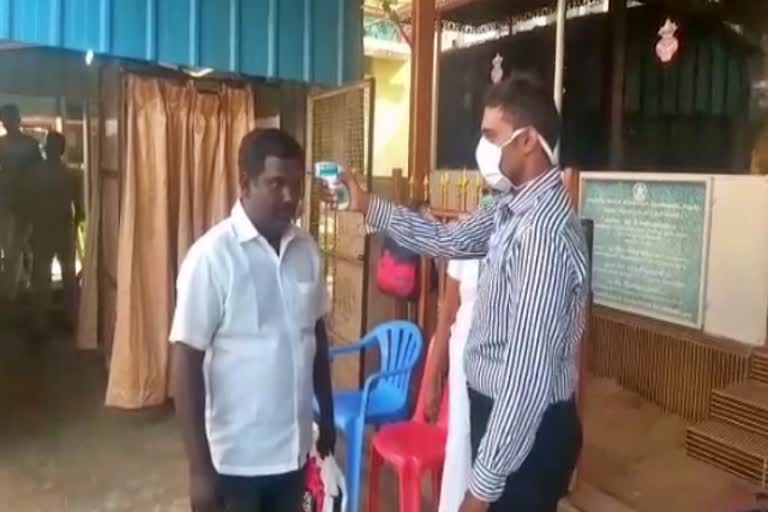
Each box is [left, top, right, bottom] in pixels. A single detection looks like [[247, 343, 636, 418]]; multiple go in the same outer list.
[[0, 0, 363, 86]]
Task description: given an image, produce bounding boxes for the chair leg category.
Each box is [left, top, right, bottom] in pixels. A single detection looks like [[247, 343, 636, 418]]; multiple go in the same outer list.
[[345, 422, 365, 512], [368, 447, 383, 512], [431, 465, 444, 510], [398, 466, 423, 512]]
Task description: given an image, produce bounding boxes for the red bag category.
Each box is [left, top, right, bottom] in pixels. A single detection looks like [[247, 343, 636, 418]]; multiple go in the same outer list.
[[301, 452, 346, 512], [377, 236, 420, 299], [377, 236, 439, 301], [302, 456, 324, 512]]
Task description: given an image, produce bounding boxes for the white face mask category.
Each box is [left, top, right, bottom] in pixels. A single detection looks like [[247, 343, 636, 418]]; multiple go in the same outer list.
[[475, 127, 558, 192]]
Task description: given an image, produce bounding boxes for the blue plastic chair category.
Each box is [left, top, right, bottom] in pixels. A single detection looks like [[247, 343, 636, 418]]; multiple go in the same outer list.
[[316, 320, 424, 512]]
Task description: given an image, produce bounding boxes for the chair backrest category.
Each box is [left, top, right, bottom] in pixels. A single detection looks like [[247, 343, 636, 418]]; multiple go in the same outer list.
[[412, 336, 450, 428], [372, 320, 424, 396]]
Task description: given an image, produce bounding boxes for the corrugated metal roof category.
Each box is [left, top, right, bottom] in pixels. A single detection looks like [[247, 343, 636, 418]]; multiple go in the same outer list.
[[438, 0, 768, 31], [438, 0, 554, 24], [0, 0, 363, 86]]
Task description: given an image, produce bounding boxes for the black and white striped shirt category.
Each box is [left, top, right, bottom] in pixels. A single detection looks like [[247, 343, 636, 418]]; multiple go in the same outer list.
[[367, 168, 588, 501]]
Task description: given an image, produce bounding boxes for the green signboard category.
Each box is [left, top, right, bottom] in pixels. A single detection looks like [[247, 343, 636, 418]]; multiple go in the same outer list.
[[580, 174, 711, 328]]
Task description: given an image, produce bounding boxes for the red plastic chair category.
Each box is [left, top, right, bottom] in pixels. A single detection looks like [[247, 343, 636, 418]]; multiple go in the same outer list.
[[368, 339, 450, 512]]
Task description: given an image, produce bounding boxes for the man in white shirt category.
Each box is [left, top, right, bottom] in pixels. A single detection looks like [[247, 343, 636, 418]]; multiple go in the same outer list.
[[170, 129, 335, 512]]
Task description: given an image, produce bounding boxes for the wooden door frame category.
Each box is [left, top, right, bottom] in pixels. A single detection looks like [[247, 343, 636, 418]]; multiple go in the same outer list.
[[306, 78, 376, 388]]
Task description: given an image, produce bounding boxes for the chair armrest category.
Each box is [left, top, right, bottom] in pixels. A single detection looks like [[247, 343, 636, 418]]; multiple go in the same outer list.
[[363, 367, 414, 392], [328, 336, 377, 360], [359, 366, 415, 415]]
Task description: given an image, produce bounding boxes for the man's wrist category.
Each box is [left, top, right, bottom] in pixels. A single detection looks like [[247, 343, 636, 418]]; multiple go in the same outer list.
[[364, 196, 394, 232], [469, 457, 507, 503], [462, 492, 491, 511]]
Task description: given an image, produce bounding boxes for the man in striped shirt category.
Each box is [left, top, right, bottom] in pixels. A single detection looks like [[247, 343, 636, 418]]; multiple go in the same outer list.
[[327, 73, 588, 511]]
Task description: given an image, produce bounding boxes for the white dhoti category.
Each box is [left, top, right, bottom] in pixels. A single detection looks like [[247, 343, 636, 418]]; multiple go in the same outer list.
[[438, 259, 479, 512]]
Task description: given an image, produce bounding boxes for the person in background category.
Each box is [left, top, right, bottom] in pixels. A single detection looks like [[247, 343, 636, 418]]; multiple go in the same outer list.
[[170, 128, 335, 512], [752, 115, 768, 175], [322, 72, 588, 512], [0, 104, 42, 303], [426, 191, 493, 512], [751, 81, 768, 175], [26, 131, 81, 337]]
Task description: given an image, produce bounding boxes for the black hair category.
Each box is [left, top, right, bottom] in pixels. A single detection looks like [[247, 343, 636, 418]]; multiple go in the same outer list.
[[46, 130, 66, 157], [238, 128, 304, 178], [483, 71, 560, 151], [0, 104, 20, 121]]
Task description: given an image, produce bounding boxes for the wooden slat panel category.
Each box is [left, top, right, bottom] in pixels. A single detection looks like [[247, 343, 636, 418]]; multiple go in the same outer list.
[[751, 352, 768, 385], [686, 420, 768, 487], [710, 381, 768, 437], [588, 306, 752, 421]]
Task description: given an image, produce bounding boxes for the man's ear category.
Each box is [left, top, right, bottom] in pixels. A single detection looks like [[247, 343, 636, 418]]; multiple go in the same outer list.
[[521, 129, 540, 155], [239, 171, 251, 192]]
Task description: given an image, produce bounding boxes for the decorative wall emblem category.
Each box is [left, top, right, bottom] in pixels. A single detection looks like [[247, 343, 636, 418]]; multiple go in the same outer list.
[[656, 18, 679, 63], [491, 53, 504, 83], [633, 182, 648, 203]]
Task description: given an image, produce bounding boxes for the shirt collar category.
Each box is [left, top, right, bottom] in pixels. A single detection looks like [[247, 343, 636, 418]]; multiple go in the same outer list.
[[499, 167, 561, 215], [230, 200, 260, 243], [230, 200, 299, 248]]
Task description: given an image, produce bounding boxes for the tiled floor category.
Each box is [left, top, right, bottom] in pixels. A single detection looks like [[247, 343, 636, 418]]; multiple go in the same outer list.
[[577, 378, 761, 512], [0, 332, 187, 511], [0, 328, 761, 511], [0, 329, 414, 511]]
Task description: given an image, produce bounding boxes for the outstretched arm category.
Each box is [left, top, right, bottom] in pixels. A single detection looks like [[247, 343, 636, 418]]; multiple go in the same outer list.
[[366, 196, 495, 259], [321, 169, 495, 260]]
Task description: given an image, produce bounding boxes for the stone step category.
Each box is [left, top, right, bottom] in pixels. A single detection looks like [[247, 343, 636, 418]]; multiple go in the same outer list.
[[711, 380, 768, 436], [686, 419, 768, 487], [751, 351, 768, 385], [561, 482, 637, 512]]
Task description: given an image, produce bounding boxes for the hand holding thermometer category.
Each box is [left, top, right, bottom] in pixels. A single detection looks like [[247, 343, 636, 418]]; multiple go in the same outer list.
[[314, 161, 351, 210]]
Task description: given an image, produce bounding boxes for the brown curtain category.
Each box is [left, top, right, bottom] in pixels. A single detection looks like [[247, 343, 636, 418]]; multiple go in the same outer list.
[[106, 74, 255, 408]]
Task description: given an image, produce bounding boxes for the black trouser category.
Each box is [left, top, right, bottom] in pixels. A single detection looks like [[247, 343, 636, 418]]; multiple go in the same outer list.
[[218, 467, 306, 512], [469, 388, 582, 512]]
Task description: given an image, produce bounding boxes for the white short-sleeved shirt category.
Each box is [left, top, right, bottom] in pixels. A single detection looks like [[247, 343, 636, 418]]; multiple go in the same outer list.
[[169, 201, 329, 477], [446, 259, 480, 342]]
